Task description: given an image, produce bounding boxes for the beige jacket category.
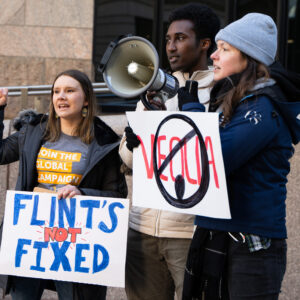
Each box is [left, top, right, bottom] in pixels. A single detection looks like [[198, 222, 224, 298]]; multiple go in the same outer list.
[[119, 69, 214, 238]]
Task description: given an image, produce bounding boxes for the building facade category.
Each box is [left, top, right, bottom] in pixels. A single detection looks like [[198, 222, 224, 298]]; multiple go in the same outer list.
[[0, 1, 299, 299]]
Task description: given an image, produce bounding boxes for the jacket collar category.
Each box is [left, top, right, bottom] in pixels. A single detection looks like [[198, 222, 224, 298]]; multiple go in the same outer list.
[[79, 117, 120, 182], [93, 116, 119, 146], [250, 78, 276, 92], [173, 68, 214, 88]]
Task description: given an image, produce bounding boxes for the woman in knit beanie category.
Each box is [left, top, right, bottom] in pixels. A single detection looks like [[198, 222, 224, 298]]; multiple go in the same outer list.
[[180, 13, 300, 300]]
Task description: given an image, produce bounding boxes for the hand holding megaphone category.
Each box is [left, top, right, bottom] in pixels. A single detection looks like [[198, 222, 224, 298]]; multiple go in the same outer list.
[[146, 91, 167, 110], [98, 35, 179, 110], [177, 80, 199, 111]]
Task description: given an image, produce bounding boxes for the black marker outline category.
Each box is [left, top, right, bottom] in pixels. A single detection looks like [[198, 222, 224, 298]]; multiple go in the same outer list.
[[153, 114, 210, 208]]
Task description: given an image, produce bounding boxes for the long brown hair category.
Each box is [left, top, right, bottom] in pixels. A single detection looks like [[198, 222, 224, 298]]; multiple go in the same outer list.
[[217, 55, 270, 124], [44, 69, 96, 144]]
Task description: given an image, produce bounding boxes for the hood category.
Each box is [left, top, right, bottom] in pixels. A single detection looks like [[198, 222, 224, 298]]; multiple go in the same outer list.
[[250, 78, 276, 92], [263, 61, 300, 145], [254, 84, 300, 145], [269, 61, 300, 102], [249, 63, 300, 145], [13, 109, 46, 131]]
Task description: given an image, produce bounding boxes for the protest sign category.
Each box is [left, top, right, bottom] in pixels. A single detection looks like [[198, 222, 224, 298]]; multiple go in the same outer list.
[[0, 190, 129, 287], [127, 111, 230, 219]]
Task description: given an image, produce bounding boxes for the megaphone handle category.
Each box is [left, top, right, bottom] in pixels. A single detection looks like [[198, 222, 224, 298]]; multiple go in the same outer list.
[[153, 95, 164, 104], [97, 34, 132, 73], [141, 92, 159, 111]]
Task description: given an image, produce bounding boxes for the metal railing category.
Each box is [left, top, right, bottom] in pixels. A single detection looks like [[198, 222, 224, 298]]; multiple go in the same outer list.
[[2, 82, 110, 110], [5, 82, 109, 96]]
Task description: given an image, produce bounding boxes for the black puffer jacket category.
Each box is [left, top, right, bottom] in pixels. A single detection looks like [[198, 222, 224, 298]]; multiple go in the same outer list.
[[0, 106, 128, 295], [0, 108, 127, 196]]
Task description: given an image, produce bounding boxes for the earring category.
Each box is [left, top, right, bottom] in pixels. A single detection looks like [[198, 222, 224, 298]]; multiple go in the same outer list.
[[82, 107, 88, 118], [55, 113, 59, 119]]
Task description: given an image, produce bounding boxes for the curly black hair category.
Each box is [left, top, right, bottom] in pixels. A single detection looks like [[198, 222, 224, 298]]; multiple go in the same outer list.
[[168, 2, 220, 56]]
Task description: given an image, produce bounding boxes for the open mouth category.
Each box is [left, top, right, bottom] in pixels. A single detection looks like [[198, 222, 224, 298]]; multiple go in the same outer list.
[[58, 104, 69, 109], [169, 56, 179, 63]]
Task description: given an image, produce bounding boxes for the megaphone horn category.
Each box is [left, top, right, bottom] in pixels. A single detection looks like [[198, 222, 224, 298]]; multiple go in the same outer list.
[[99, 35, 179, 110]]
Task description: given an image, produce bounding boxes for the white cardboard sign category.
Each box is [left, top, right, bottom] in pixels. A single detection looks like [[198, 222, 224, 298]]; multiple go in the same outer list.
[[127, 111, 230, 219], [0, 190, 129, 287]]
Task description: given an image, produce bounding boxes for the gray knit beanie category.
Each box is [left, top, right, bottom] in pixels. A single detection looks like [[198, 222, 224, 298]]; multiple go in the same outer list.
[[215, 13, 277, 66]]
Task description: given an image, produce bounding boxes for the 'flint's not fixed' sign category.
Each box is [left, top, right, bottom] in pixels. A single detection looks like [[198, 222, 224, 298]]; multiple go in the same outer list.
[[0, 191, 129, 287]]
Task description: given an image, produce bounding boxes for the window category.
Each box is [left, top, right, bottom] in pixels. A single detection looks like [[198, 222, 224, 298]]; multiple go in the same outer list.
[[287, 0, 300, 71], [93, 0, 299, 112]]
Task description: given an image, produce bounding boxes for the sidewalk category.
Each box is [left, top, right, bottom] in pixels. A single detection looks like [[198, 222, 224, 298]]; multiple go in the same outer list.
[[3, 287, 127, 300]]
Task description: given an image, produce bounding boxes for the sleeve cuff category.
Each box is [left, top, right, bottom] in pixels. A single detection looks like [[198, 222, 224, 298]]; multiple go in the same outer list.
[[0, 104, 7, 111], [182, 102, 206, 112]]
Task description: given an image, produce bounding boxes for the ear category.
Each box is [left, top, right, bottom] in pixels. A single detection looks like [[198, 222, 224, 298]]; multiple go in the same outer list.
[[200, 38, 211, 51]]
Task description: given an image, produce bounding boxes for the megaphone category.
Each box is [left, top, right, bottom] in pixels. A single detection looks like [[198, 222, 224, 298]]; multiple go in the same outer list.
[[98, 35, 179, 110]]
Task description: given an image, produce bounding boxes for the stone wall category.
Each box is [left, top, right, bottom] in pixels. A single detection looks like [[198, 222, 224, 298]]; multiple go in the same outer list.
[[0, 0, 94, 119], [281, 144, 300, 300]]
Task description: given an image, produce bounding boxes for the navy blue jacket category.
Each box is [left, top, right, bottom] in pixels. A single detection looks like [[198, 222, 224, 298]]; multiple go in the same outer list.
[[182, 84, 300, 238]]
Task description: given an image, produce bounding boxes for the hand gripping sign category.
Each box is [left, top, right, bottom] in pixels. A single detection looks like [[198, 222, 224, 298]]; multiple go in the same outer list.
[[126, 111, 231, 219], [0, 191, 129, 287]]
